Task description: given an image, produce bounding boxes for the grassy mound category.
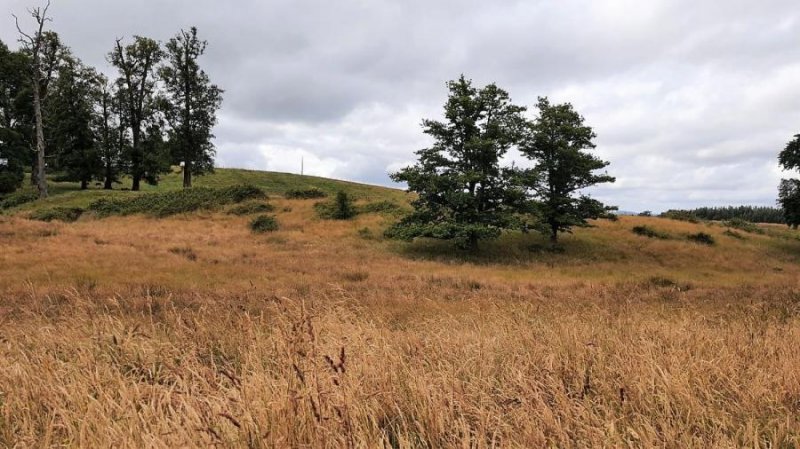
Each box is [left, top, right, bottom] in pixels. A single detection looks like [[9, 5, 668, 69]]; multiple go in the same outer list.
[[29, 207, 84, 222], [1, 191, 38, 210], [88, 185, 265, 218], [226, 201, 275, 216], [250, 214, 279, 233], [632, 225, 669, 239]]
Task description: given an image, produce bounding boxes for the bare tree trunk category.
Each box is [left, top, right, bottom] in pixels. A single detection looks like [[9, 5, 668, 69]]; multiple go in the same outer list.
[[183, 160, 192, 188], [32, 80, 47, 198], [550, 223, 559, 245]]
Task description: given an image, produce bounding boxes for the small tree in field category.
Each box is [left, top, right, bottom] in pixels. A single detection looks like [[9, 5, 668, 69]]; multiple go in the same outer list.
[[519, 97, 615, 244], [778, 134, 800, 228], [386, 76, 526, 250]]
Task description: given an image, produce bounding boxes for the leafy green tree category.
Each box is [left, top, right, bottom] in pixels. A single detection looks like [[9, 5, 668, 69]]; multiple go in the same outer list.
[[519, 97, 615, 244], [0, 39, 30, 193], [386, 76, 526, 249], [47, 55, 102, 189], [158, 27, 223, 188], [109, 36, 164, 190], [93, 78, 125, 189], [779, 134, 800, 228]]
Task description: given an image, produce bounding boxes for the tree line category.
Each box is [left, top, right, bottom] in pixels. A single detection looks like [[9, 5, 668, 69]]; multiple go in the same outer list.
[[0, 2, 222, 198], [386, 76, 616, 249], [665, 206, 786, 224]]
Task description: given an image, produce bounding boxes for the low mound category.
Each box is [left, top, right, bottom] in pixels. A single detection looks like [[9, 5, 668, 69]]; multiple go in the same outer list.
[[88, 185, 265, 218]]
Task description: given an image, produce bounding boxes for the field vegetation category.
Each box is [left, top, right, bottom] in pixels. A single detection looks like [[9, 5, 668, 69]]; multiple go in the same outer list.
[[1, 170, 800, 447]]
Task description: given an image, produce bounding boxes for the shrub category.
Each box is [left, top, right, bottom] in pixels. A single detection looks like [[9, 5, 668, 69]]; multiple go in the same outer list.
[[723, 218, 764, 234], [250, 215, 278, 233], [88, 185, 265, 218], [632, 225, 669, 239], [0, 171, 24, 195], [359, 200, 404, 215], [226, 201, 275, 216], [687, 232, 715, 245], [0, 190, 38, 209], [168, 246, 198, 261], [285, 188, 327, 199], [316, 191, 356, 220], [723, 229, 746, 240], [29, 207, 84, 223], [661, 210, 701, 223]]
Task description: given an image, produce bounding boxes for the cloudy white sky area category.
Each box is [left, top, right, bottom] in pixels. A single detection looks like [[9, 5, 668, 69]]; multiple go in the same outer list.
[[3, 0, 800, 212]]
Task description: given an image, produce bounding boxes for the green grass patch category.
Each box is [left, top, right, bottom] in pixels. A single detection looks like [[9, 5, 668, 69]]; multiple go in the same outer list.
[[250, 215, 279, 233], [29, 207, 84, 223], [723, 218, 764, 234], [226, 201, 275, 216], [285, 188, 327, 199], [687, 232, 715, 245], [88, 185, 265, 218], [358, 200, 406, 215], [632, 225, 670, 239], [1, 191, 38, 210]]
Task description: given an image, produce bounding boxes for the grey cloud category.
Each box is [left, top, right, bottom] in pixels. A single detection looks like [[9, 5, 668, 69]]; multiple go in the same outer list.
[[3, 0, 800, 212]]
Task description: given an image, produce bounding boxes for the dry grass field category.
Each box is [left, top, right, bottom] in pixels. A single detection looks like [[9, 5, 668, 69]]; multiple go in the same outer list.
[[2, 176, 800, 447]]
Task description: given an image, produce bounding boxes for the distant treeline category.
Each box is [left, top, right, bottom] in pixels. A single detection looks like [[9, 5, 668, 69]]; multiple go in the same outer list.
[[664, 206, 785, 224]]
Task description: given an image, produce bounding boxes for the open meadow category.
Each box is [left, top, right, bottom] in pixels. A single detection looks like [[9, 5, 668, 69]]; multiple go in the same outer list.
[[1, 170, 800, 448]]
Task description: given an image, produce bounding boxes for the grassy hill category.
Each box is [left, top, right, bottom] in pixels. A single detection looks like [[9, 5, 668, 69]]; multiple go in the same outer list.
[[1, 167, 408, 212], [1, 168, 799, 447]]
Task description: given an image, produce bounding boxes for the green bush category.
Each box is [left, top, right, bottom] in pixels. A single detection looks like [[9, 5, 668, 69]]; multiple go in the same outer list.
[[660, 210, 701, 223], [226, 201, 275, 216], [0, 171, 24, 195], [316, 191, 356, 220], [88, 185, 265, 218], [0, 190, 38, 209], [723, 218, 764, 234], [285, 188, 327, 199], [723, 229, 746, 240], [29, 207, 84, 222], [687, 232, 715, 245], [250, 214, 278, 233], [358, 200, 404, 215], [632, 225, 669, 239]]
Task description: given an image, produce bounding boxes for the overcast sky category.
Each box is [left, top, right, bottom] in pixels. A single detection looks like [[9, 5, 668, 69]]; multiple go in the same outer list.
[[3, 0, 800, 212]]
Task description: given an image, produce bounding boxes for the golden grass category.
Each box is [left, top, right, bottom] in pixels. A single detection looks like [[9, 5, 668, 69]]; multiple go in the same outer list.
[[1, 209, 800, 447]]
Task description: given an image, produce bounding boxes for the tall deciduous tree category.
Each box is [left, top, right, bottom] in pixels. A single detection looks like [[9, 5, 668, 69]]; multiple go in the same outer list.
[[94, 77, 125, 189], [519, 97, 615, 244], [778, 134, 800, 228], [386, 76, 526, 249], [48, 54, 101, 189], [109, 36, 163, 191], [0, 39, 30, 193], [159, 27, 222, 188], [13, 1, 57, 198]]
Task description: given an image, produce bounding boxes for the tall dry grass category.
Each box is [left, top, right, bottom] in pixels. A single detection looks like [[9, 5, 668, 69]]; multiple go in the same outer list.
[[1, 208, 800, 447]]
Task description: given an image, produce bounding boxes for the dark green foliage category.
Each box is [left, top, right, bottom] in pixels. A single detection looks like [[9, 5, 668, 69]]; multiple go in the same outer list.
[[778, 179, 800, 229], [0, 40, 31, 194], [723, 229, 746, 240], [316, 191, 356, 220], [686, 206, 785, 224], [518, 97, 616, 244], [388, 76, 527, 249], [632, 225, 669, 239], [249, 214, 278, 233], [358, 200, 405, 215], [0, 190, 38, 209], [779, 134, 800, 229], [88, 184, 264, 218], [48, 56, 103, 189], [638, 211, 652, 217], [687, 232, 715, 245], [285, 188, 327, 199], [109, 36, 165, 191], [226, 201, 275, 216], [0, 171, 24, 195], [660, 210, 701, 223], [29, 207, 84, 222], [723, 218, 764, 234], [159, 27, 223, 188]]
